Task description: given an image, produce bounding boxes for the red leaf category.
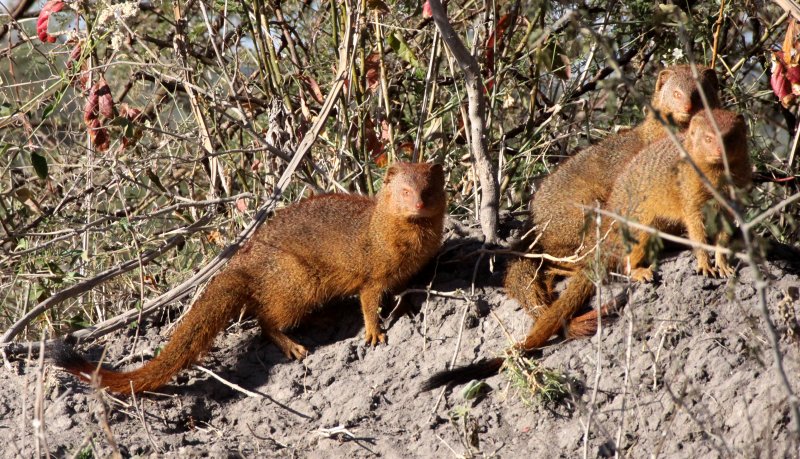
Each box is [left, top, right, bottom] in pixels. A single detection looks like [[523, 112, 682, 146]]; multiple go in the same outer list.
[[422, 1, 432, 18], [119, 103, 142, 121], [486, 15, 512, 69], [485, 14, 513, 91], [771, 53, 795, 108], [88, 119, 110, 152], [299, 75, 325, 104], [84, 86, 99, 124], [36, 0, 65, 43], [96, 77, 114, 119], [365, 53, 382, 92], [66, 40, 83, 71]]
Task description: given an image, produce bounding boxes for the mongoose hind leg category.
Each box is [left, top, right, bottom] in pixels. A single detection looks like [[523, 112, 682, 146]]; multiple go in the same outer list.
[[259, 321, 309, 360]]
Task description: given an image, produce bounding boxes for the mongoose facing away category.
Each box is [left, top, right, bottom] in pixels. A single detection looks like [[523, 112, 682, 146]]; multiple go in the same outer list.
[[56, 162, 447, 394], [505, 64, 721, 335], [421, 109, 750, 392]]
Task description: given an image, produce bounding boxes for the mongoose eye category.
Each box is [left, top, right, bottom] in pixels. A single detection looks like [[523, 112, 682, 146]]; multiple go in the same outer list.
[[673, 90, 682, 100], [402, 189, 411, 197], [704, 135, 714, 144]]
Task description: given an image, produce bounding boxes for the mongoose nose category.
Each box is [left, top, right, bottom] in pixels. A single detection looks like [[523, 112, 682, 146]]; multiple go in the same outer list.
[[415, 201, 425, 210]]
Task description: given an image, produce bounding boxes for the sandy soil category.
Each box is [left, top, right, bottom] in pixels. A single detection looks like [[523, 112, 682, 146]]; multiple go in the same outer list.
[[2, 220, 800, 457]]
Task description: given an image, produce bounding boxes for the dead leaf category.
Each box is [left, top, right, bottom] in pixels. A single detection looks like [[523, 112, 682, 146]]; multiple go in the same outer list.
[[365, 53, 382, 92], [36, 0, 64, 43]]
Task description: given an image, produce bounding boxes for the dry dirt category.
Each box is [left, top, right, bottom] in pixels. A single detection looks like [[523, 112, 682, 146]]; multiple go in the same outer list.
[[2, 219, 800, 457]]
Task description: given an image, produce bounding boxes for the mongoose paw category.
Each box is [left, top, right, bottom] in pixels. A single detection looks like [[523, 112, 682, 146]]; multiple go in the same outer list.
[[364, 329, 387, 346], [695, 262, 718, 278], [285, 343, 309, 361], [629, 267, 654, 283], [716, 262, 735, 278]]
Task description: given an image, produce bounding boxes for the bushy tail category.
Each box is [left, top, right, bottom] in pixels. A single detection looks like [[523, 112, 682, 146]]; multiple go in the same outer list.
[[520, 272, 595, 351], [419, 357, 503, 393], [52, 271, 247, 394], [565, 286, 631, 339]]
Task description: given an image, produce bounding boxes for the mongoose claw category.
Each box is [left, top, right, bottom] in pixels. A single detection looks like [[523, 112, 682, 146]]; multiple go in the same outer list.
[[695, 263, 718, 278], [629, 267, 654, 283], [365, 329, 387, 346], [286, 343, 309, 361], [716, 262, 735, 278]]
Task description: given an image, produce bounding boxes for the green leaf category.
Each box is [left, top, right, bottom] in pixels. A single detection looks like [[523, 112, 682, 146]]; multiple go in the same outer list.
[[42, 103, 57, 120], [537, 40, 571, 80], [461, 380, 490, 400], [67, 313, 91, 329], [42, 88, 65, 121], [387, 32, 420, 69], [0, 102, 13, 117], [30, 152, 48, 179]]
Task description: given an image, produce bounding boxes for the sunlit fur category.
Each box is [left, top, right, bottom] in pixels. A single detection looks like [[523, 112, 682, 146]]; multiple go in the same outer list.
[[55, 162, 447, 394]]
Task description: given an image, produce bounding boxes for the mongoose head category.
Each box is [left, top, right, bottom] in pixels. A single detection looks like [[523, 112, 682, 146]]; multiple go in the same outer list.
[[686, 109, 747, 166], [654, 65, 720, 126], [381, 162, 446, 219]]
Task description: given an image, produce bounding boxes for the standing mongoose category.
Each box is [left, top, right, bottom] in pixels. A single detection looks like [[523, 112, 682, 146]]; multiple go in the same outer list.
[[421, 109, 750, 392], [505, 64, 721, 329], [55, 162, 447, 394]]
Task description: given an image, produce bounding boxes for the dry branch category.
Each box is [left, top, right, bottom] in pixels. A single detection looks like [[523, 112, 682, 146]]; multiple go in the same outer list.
[[427, 0, 499, 244]]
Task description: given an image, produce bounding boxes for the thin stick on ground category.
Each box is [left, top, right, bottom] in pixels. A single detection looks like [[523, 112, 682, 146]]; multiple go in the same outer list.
[[194, 365, 264, 399]]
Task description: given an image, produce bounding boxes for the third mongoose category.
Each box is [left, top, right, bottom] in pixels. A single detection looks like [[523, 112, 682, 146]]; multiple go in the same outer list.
[[421, 109, 750, 392], [55, 162, 447, 394], [505, 64, 721, 331]]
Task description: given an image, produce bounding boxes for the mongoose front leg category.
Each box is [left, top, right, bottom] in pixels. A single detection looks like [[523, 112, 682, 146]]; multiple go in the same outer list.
[[624, 230, 655, 283], [360, 286, 387, 346], [684, 206, 717, 277]]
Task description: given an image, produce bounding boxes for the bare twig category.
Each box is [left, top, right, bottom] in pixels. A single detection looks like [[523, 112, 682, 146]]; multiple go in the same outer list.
[[428, 0, 499, 244], [194, 365, 263, 398]]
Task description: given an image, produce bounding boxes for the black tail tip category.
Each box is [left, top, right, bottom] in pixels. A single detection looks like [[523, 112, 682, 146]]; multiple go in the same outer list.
[[419, 358, 504, 393], [48, 339, 90, 368]]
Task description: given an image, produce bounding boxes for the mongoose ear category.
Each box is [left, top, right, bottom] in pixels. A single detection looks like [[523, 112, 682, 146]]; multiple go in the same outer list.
[[384, 164, 401, 184], [655, 69, 675, 92]]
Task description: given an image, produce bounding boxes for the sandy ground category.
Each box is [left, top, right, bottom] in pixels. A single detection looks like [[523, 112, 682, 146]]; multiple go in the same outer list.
[[2, 219, 800, 457]]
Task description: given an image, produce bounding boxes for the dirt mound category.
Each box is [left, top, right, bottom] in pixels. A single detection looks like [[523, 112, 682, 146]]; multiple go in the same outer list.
[[2, 223, 799, 457]]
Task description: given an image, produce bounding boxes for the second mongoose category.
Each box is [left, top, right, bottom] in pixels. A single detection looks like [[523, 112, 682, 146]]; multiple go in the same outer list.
[[505, 64, 721, 334], [421, 109, 750, 392], [55, 162, 447, 394]]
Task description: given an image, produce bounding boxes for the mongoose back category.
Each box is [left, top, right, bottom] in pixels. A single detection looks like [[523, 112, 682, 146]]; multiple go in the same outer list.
[[505, 65, 721, 334], [56, 162, 447, 394], [422, 109, 750, 392]]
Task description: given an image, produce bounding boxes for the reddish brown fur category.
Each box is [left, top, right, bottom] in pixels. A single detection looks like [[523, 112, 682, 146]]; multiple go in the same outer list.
[[505, 65, 721, 341], [520, 109, 751, 352], [56, 162, 447, 394]]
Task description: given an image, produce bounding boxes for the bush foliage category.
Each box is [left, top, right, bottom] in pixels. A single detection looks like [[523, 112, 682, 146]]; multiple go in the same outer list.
[[0, 0, 797, 338]]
